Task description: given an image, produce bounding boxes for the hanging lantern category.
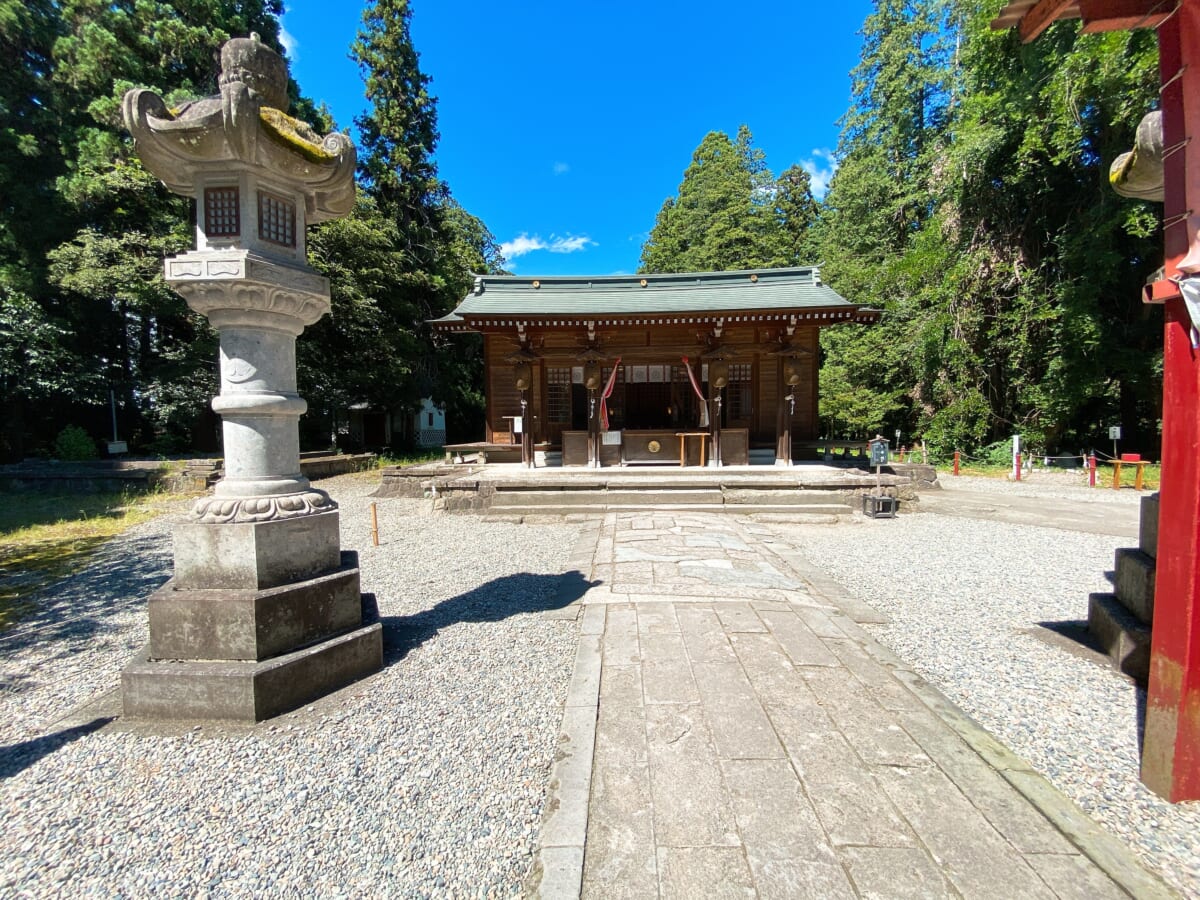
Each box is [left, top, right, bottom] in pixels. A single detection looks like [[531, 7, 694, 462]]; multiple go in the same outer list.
[[584, 361, 602, 391], [709, 359, 729, 389], [514, 362, 532, 391], [783, 359, 803, 386]]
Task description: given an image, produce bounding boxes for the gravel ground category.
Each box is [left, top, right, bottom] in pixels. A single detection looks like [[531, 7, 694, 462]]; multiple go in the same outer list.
[[771, 476, 1200, 897], [0, 474, 581, 898]]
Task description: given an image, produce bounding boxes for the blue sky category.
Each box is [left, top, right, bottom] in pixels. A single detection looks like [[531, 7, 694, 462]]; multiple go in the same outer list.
[[282, 1, 873, 276]]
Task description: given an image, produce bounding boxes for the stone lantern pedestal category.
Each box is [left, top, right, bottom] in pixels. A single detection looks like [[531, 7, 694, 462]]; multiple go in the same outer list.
[[119, 35, 381, 721]]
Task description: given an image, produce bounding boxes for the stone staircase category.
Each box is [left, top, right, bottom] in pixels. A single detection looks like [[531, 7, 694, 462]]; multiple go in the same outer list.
[[483, 480, 855, 522], [1088, 493, 1158, 683]]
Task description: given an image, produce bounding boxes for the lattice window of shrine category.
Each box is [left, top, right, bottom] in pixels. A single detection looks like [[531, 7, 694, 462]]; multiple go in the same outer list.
[[727, 363, 753, 421], [546, 367, 572, 423]]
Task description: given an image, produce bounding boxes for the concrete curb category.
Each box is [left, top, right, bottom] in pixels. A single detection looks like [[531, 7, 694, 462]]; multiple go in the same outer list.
[[781, 547, 1180, 900], [526, 622, 602, 898], [528, 521, 605, 898], [893, 667, 1179, 900]]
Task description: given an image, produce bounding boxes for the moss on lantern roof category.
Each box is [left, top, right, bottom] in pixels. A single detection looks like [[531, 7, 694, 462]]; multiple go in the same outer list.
[[435, 267, 867, 322]]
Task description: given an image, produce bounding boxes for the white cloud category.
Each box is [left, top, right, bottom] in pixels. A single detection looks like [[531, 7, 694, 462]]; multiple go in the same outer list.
[[278, 23, 299, 59], [553, 161, 570, 175], [499, 232, 596, 261], [500, 234, 547, 259], [800, 148, 837, 199], [549, 235, 593, 253]]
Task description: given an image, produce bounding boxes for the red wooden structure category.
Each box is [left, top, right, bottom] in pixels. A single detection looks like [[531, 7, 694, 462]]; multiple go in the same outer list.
[[995, 0, 1200, 801]]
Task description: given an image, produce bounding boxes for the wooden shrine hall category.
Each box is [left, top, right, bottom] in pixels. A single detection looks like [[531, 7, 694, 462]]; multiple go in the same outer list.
[[432, 267, 879, 467]]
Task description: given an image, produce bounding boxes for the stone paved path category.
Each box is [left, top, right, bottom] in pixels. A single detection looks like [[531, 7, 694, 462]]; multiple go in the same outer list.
[[532, 512, 1172, 899]]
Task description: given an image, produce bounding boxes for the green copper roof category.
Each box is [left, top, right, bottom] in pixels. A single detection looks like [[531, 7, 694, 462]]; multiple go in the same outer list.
[[434, 267, 868, 322]]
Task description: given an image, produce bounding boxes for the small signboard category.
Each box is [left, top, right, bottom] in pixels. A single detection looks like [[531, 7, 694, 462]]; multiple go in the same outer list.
[[511, 416, 522, 434], [107, 441, 128, 455], [868, 439, 889, 467], [1109, 426, 1122, 441], [602, 430, 621, 445]]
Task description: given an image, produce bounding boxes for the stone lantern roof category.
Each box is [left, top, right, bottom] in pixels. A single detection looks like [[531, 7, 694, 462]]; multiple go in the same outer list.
[[122, 33, 355, 223]]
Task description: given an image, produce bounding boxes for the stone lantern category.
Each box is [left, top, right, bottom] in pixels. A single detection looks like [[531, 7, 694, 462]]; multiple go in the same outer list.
[[119, 34, 382, 721]]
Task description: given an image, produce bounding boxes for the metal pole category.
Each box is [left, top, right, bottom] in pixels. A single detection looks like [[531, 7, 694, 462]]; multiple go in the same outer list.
[[110, 388, 119, 442]]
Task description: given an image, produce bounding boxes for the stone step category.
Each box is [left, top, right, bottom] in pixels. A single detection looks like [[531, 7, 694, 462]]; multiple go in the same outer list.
[[490, 488, 853, 509], [1140, 493, 1159, 558], [485, 502, 852, 519], [722, 489, 850, 506], [1114, 547, 1156, 625], [1088, 592, 1151, 684], [492, 489, 725, 507]]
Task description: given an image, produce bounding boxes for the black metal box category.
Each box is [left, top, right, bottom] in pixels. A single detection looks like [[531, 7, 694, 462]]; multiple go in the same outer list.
[[863, 494, 898, 518]]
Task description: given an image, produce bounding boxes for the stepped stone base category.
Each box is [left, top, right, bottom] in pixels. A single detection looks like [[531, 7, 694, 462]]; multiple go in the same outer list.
[[148, 552, 364, 661], [122, 596, 382, 722], [1088, 592, 1151, 683], [1113, 548, 1156, 625], [124, 508, 384, 722], [174, 510, 341, 590]]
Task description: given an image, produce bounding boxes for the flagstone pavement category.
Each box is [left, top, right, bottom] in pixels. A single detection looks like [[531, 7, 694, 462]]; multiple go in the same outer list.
[[528, 512, 1174, 899]]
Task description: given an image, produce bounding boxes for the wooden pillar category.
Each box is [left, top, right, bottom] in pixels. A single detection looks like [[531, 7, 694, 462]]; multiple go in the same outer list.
[[775, 362, 792, 465], [709, 390, 722, 467], [587, 388, 600, 467], [1142, 3, 1200, 801], [520, 391, 533, 468]]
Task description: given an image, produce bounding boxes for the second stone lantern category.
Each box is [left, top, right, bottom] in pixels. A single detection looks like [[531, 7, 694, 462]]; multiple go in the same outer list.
[[120, 34, 382, 721]]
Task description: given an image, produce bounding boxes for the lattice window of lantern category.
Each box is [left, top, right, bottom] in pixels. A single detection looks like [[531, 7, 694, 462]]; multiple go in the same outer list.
[[728, 363, 753, 421], [257, 191, 296, 247], [546, 367, 572, 424], [204, 187, 241, 238]]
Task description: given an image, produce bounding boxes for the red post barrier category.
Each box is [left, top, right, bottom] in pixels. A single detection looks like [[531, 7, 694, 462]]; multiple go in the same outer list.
[[1015, 453, 1022, 481], [1089, 454, 1097, 487], [953, 450, 960, 476]]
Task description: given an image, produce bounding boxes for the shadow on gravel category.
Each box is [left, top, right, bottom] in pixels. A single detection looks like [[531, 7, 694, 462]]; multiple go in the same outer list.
[[0, 717, 112, 779], [1033, 619, 1150, 756], [0, 531, 171, 662], [1033, 619, 1107, 660], [380, 569, 595, 666]]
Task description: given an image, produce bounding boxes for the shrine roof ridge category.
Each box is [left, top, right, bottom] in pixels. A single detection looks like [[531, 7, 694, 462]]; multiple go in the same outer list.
[[438, 266, 869, 321]]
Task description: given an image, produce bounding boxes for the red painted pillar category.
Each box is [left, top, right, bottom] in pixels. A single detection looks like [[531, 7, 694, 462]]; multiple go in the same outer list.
[[953, 450, 960, 476], [1142, 3, 1200, 802]]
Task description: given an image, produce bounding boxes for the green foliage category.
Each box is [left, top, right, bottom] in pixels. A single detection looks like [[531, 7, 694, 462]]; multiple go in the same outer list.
[[0, 0, 500, 458], [815, 0, 1161, 455], [0, 0, 284, 459], [334, 0, 498, 447], [53, 424, 97, 460], [640, 126, 816, 273]]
